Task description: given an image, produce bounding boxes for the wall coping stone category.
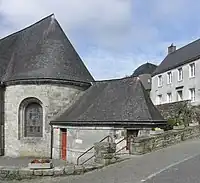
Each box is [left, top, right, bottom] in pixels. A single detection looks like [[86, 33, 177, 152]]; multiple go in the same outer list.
[[130, 125, 200, 155]]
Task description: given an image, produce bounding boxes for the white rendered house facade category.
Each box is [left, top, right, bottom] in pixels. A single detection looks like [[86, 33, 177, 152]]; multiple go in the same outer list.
[[151, 44, 200, 106]]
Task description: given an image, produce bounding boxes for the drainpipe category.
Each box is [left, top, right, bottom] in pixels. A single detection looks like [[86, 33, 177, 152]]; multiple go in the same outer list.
[[50, 124, 54, 159]]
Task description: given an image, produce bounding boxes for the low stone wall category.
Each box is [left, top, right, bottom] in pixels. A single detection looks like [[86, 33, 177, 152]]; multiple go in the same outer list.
[[0, 157, 128, 181], [130, 125, 200, 155], [156, 100, 191, 120]]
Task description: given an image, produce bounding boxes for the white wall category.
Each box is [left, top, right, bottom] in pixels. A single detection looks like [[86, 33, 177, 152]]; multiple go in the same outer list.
[[52, 126, 126, 164], [151, 58, 200, 105]]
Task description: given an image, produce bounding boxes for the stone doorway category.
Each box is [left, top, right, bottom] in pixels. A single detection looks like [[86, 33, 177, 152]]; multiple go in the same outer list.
[[126, 129, 138, 151]]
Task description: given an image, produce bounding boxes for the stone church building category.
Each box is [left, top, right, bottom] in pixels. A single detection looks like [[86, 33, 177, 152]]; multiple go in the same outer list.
[[0, 14, 166, 161]]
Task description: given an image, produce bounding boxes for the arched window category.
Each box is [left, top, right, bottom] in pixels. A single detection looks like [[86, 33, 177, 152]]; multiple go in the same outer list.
[[19, 98, 43, 138], [24, 102, 43, 137]]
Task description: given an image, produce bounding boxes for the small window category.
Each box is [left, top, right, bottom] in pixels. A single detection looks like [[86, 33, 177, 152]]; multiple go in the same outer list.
[[189, 88, 195, 102], [177, 90, 183, 101], [167, 72, 172, 84], [189, 63, 195, 78], [157, 94, 162, 105], [167, 93, 172, 103], [158, 75, 162, 87], [178, 68, 183, 81]]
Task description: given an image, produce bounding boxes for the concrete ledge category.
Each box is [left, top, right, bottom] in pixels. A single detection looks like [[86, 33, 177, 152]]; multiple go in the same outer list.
[[0, 157, 128, 181]]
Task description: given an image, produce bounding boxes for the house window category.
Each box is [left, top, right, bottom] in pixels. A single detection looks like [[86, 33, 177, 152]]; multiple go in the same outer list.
[[178, 68, 183, 81], [157, 94, 162, 105], [189, 63, 195, 77], [19, 98, 43, 138], [167, 93, 172, 103], [158, 75, 162, 87], [177, 90, 183, 101], [189, 88, 195, 102], [167, 72, 172, 84]]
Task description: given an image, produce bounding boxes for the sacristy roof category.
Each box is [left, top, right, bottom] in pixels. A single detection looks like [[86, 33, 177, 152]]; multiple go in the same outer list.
[[51, 77, 166, 127]]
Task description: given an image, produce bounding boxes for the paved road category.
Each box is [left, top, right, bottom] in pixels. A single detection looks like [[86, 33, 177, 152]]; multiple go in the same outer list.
[[2, 138, 200, 183], [144, 154, 200, 183]]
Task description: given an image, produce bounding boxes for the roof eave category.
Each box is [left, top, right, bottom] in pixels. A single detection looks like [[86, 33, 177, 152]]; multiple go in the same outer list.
[[152, 54, 200, 77], [50, 120, 167, 128]]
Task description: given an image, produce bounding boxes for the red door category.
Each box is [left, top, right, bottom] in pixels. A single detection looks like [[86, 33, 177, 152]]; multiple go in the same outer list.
[[61, 129, 67, 160]]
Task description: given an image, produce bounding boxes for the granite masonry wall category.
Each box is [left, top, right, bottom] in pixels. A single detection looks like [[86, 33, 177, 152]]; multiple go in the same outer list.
[[4, 84, 84, 157], [130, 125, 200, 155], [156, 100, 191, 120]]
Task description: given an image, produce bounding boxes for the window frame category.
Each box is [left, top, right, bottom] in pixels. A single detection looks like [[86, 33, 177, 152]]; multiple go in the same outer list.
[[158, 75, 163, 87], [189, 63, 195, 78], [167, 72, 172, 84], [177, 90, 183, 101], [167, 92, 172, 103], [24, 102, 43, 137], [19, 97, 44, 140], [189, 88, 195, 102], [177, 67, 183, 81], [157, 94, 162, 105]]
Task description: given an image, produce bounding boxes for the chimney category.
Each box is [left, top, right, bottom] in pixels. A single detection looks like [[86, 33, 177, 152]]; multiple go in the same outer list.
[[168, 43, 176, 54]]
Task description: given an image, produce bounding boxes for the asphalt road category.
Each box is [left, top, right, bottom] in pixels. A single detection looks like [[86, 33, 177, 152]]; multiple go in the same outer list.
[[144, 154, 200, 183], [2, 138, 200, 183]]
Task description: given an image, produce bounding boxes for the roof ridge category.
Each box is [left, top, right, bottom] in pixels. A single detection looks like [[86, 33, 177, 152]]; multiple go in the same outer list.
[[170, 37, 200, 55], [0, 14, 54, 42], [94, 76, 138, 83]]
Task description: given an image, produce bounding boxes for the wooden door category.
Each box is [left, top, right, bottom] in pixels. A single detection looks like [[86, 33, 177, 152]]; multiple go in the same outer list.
[[126, 130, 138, 151], [61, 129, 67, 160]]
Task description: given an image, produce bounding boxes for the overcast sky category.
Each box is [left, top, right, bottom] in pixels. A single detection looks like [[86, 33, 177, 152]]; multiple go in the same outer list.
[[0, 0, 200, 80]]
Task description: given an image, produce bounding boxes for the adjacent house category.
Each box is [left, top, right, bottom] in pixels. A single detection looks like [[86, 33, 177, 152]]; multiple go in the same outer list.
[[151, 42, 200, 105], [0, 14, 166, 161], [132, 62, 157, 93]]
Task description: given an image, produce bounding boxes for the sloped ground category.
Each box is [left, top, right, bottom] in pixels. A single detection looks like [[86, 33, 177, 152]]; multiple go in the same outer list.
[[3, 137, 200, 183]]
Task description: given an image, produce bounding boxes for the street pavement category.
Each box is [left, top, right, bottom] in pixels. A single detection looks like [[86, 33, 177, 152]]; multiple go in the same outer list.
[[2, 138, 200, 183], [144, 154, 200, 183]]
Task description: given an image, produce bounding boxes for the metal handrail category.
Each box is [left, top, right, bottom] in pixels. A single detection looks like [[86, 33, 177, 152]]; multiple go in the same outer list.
[[80, 155, 95, 165], [76, 135, 112, 165], [115, 137, 127, 155], [115, 137, 126, 146], [115, 146, 127, 154]]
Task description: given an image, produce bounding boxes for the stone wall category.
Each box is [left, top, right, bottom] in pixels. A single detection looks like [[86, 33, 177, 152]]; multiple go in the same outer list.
[[130, 125, 200, 155], [156, 100, 191, 120], [4, 84, 84, 157]]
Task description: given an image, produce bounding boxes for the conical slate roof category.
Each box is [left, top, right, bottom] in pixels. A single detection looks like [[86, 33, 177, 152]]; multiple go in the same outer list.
[[132, 63, 157, 77], [0, 14, 94, 83], [51, 77, 166, 127]]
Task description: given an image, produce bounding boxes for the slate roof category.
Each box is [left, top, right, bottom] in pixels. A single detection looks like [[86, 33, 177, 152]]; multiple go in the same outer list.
[[132, 62, 157, 77], [0, 14, 94, 83], [51, 77, 166, 127], [152, 38, 200, 76]]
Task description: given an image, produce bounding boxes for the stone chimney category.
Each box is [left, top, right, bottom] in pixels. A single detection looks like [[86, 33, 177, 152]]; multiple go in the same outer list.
[[168, 44, 176, 54]]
